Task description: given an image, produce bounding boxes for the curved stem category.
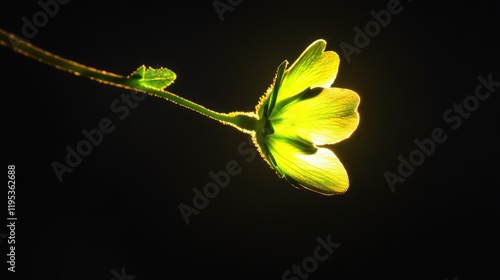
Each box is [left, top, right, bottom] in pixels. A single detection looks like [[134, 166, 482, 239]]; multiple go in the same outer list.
[[0, 28, 257, 134]]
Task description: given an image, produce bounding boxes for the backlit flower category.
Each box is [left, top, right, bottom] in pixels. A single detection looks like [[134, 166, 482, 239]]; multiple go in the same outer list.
[[252, 39, 360, 195]]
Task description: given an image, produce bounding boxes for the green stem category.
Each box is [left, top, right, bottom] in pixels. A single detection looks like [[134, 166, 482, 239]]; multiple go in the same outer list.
[[0, 28, 257, 134]]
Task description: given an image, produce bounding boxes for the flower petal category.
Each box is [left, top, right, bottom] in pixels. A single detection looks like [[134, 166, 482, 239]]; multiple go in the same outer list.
[[267, 136, 349, 195], [277, 39, 339, 104], [272, 87, 360, 145]]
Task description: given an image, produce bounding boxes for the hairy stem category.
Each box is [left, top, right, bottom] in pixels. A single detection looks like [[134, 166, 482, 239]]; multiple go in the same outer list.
[[0, 28, 257, 133]]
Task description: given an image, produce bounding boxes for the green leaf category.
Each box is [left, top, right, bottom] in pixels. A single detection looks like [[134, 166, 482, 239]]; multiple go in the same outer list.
[[130, 65, 176, 91]]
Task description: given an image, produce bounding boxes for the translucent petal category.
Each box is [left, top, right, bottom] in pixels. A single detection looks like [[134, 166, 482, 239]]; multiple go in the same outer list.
[[277, 40, 339, 103], [267, 136, 350, 195], [272, 87, 360, 145]]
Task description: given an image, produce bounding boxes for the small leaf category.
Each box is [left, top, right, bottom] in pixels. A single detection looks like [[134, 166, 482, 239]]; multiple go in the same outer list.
[[130, 65, 176, 91]]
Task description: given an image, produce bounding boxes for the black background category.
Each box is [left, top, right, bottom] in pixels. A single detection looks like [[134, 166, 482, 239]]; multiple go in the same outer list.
[[2, 0, 499, 279]]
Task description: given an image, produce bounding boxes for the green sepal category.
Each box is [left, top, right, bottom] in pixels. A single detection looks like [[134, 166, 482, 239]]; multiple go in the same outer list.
[[266, 60, 288, 117]]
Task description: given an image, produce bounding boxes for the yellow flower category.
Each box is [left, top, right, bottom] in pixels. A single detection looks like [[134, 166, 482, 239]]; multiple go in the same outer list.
[[0, 28, 360, 195], [252, 39, 360, 195]]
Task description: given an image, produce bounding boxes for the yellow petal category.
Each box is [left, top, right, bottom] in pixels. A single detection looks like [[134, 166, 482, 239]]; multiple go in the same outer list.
[[277, 39, 340, 104], [272, 87, 360, 145], [267, 136, 350, 195]]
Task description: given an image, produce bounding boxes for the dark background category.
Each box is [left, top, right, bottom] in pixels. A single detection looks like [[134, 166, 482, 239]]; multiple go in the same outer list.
[[2, 0, 499, 279]]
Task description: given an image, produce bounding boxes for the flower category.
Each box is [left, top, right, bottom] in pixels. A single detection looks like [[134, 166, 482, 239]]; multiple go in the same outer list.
[[252, 39, 360, 195]]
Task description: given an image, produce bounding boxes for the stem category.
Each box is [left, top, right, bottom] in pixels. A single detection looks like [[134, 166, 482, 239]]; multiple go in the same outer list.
[[0, 28, 257, 134]]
